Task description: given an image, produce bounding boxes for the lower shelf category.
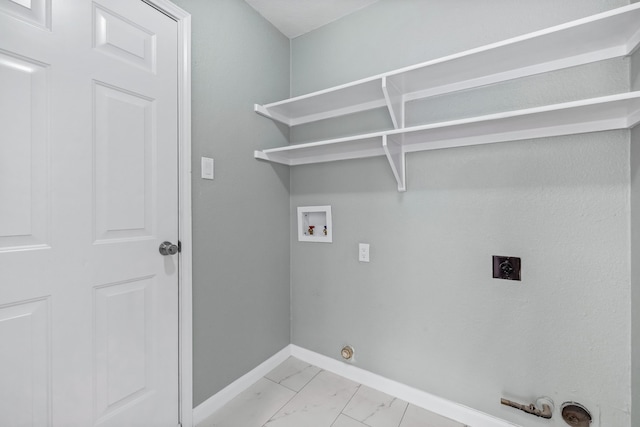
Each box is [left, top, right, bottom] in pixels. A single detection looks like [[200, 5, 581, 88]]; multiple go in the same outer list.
[[255, 91, 640, 192]]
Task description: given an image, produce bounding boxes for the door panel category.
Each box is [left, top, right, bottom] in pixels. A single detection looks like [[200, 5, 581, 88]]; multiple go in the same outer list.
[[0, 298, 50, 427], [0, 0, 50, 29], [93, 4, 156, 72], [0, 51, 49, 251], [93, 276, 156, 424], [0, 1, 180, 426], [93, 82, 155, 242]]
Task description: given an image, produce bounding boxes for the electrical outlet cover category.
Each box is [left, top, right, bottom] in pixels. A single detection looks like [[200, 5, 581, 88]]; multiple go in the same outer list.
[[492, 256, 521, 281]]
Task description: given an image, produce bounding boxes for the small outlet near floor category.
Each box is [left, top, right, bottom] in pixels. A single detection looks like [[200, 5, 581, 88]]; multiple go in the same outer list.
[[492, 256, 521, 281], [359, 243, 370, 262]]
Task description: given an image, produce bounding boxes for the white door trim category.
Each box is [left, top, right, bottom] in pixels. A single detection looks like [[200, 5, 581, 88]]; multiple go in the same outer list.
[[140, 1, 193, 426]]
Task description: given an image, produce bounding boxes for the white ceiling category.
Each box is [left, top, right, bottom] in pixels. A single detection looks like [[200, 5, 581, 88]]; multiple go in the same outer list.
[[244, 0, 381, 39]]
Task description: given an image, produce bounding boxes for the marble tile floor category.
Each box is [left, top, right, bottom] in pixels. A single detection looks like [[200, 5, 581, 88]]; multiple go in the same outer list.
[[197, 357, 468, 427]]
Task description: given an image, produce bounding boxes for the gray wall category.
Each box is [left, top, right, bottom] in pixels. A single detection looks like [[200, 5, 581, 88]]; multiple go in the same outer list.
[[632, 130, 639, 427], [171, 0, 291, 407], [631, 45, 640, 427], [290, 1, 632, 426]]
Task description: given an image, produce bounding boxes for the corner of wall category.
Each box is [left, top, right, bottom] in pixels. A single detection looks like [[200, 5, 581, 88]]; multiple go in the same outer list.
[[631, 45, 640, 427], [633, 48, 640, 92], [632, 126, 639, 427], [289, 1, 633, 426], [170, 0, 291, 408]]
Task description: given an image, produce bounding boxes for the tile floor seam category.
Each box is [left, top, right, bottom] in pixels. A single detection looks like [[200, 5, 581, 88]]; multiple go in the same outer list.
[[260, 377, 300, 426], [344, 386, 408, 427], [328, 411, 342, 427], [397, 402, 410, 427], [265, 375, 299, 394], [304, 367, 324, 391], [264, 370, 360, 427], [282, 365, 317, 390], [265, 361, 323, 394], [330, 383, 362, 427], [262, 376, 300, 406], [263, 376, 280, 387], [339, 412, 371, 427], [360, 401, 385, 427]]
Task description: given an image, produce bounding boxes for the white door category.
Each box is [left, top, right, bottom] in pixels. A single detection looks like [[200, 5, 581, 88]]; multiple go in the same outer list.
[[0, 1, 180, 426]]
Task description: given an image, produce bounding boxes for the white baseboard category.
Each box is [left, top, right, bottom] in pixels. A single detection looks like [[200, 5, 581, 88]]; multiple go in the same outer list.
[[290, 345, 518, 427], [193, 344, 518, 427], [192, 346, 291, 425]]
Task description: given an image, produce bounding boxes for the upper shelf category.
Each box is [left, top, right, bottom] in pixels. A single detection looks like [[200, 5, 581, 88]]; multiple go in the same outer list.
[[254, 3, 640, 128], [255, 92, 640, 191]]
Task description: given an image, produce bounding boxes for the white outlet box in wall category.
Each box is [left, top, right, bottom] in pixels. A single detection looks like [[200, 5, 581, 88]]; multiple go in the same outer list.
[[298, 206, 332, 243]]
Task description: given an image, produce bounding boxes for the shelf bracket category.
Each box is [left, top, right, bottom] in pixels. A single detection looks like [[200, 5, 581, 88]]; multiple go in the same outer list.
[[254, 104, 292, 126], [628, 108, 640, 128], [254, 150, 292, 166], [382, 76, 404, 129], [382, 135, 406, 192], [628, 26, 640, 55]]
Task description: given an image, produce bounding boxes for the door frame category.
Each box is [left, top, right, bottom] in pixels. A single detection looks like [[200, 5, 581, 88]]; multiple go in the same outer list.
[[140, 1, 192, 425]]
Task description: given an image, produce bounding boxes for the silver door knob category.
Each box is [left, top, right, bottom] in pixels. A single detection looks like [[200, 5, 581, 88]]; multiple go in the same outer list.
[[159, 241, 180, 256]]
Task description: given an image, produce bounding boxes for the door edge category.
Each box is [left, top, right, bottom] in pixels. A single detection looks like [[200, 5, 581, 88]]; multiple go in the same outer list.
[[142, 1, 193, 426]]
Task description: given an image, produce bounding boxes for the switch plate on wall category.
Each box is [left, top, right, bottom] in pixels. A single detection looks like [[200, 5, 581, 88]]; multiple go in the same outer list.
[[201, 157, 214, 180], [359, 243, 370, 262]]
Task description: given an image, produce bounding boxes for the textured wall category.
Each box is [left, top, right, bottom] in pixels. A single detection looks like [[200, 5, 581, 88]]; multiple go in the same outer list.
[[632, 130, 639, 427], [290, 1, 632, 426], [631, 46, 640, 427], [633, 46, 640, 91], [170, 0, 291, 407]]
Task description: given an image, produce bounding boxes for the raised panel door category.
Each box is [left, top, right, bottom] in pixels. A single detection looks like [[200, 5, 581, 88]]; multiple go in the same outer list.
[[0, 1, 180, 426]]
